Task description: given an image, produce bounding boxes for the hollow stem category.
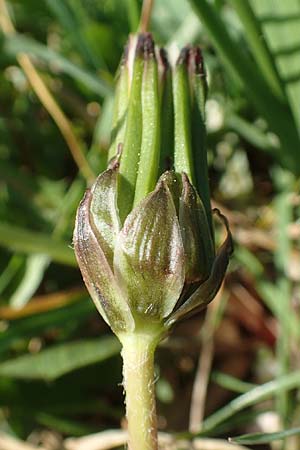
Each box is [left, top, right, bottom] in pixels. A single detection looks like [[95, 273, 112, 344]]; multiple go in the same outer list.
[[120, 332, 158, 450]]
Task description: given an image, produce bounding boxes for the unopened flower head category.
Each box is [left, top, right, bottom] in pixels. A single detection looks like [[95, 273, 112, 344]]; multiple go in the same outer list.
[[73, 33, 233, 340]]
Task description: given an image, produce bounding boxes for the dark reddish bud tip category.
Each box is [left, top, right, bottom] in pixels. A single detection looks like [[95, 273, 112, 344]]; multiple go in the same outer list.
[[136, 33, 146, 57], [143, 32, 155, 59], [190, 47, 205, 76], [177, 46, 191, 66], [158, 47, 169, 69]]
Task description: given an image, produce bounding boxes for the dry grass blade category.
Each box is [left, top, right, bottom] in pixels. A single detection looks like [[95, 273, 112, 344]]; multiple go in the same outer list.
[[64, 429, 252, 450], [0, 432, 46, 450]]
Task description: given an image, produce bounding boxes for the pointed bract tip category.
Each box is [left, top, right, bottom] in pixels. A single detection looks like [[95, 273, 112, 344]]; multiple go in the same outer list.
[[176, 46, 191, 66], [143, 32, 155, 59], [158, 47, 169, 69], [190, 47, 205, 76], [213, 208, 234, 256]]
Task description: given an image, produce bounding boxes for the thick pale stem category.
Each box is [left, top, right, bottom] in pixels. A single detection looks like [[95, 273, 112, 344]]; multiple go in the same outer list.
[[120, 333, 158, 450]]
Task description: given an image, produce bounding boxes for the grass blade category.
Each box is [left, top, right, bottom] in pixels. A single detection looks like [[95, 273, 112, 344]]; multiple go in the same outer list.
[[9, 254, 50, 309], [251, 0, 300, 138], [199, 370, 300, 433], [4, 34, 112, 97], [188, 0, 300, 173], [230, 427, 300, 445], [230, 0, 284, 100], [45, 0, 105, 70]]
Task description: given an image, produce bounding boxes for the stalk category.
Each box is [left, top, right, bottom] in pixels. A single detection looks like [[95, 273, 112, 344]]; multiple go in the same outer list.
[[120, 332, 158, 450]]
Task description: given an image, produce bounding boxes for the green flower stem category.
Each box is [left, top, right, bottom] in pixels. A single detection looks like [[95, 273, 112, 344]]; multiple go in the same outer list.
[[120, 332, 158, 450]]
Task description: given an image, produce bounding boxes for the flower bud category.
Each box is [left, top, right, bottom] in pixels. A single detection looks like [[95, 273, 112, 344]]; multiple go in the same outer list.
[[73, 33, 233, 339]]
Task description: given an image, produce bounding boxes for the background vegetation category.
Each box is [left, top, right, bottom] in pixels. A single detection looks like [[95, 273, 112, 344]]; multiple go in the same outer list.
[[0, 0, 300, 449]]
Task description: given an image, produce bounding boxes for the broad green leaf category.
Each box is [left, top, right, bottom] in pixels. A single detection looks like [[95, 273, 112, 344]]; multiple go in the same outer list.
[[0, 337, 120, 380], [0, 223, 76, 266], [36, 412, 97, 436], [230, 427, 300, 445], [0, 299, 93, 354]]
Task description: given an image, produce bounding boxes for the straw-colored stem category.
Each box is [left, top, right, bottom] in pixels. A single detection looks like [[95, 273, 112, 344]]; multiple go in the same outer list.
[[139, 0, 154, 33]]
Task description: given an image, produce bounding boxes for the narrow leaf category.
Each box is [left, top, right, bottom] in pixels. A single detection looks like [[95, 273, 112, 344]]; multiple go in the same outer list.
[[10, 254, 50, 309]]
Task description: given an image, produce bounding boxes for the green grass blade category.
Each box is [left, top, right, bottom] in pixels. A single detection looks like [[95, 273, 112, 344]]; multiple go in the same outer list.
[[0, 255, 24, 295], [9, 254, 50, 309], [4, 34, 112, 97], [230, 427, 300, 445], [45, 0, 105, 70], [0, 223, 76, 267], [230, 0, 284, 100], [225, 113, 279, 154], [211, 371, 257, 394], [0, 337, 120, 380], [188, 0, 300, 173], [199, 370, 300, 433]]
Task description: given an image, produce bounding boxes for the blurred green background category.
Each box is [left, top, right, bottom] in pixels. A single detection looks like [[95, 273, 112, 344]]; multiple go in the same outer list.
[[0, 0, 300, 449]]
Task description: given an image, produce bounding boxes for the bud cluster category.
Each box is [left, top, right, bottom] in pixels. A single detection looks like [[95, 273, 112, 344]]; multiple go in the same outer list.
[[73, 33, 233, 341]]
